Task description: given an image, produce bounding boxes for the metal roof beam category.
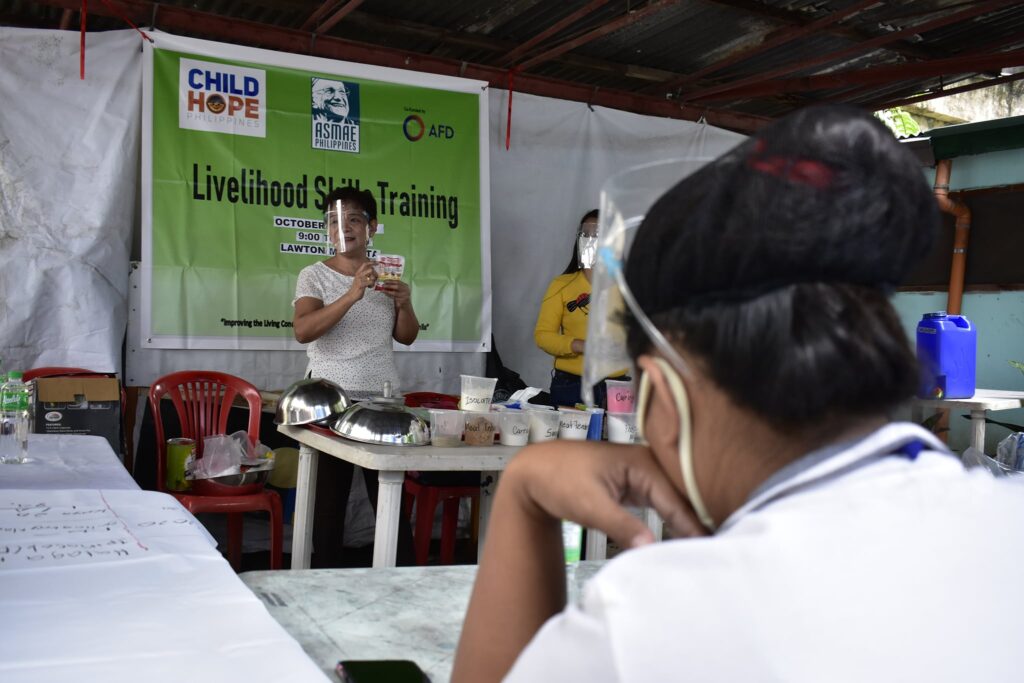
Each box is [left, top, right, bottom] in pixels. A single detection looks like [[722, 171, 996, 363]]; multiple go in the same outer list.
[[696, 47, 1024, 101], [515, 0, 688, 71], [648, 0, 881, 95], [300, 0, 343, 32], [699, 0, 937, 61], [341, 10, 678, 82], [312, 0, 366, 36], [497, 0, 614, 67], [685, 0, 1019, 102], [27, 0, 770, 132], [870, 71, 1024, 111]]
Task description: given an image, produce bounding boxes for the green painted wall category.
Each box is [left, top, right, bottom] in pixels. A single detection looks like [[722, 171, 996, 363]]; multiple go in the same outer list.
[[892, 291, 1024, 453], [923, 148, 1024, 191]]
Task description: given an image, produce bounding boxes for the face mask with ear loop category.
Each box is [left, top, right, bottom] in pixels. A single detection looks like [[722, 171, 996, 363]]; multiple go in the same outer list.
[[577, 234, 598, 270], [582, 157, 717, 531]]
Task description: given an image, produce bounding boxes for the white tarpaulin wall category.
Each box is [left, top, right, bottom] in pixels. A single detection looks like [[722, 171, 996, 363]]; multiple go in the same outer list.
[[1, 28, 744, 393], [0, 28, 139, 375]]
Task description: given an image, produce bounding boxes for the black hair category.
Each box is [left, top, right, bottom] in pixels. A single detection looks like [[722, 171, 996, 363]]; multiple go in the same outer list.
[[324, 185, 377, 220], [624, 105, 938, 426], [562, 209, 600, 275]]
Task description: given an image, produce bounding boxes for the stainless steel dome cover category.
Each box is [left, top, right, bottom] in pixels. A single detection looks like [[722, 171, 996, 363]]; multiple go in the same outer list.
[[329, 384, 430, 446], [274, 378, 352, 426]]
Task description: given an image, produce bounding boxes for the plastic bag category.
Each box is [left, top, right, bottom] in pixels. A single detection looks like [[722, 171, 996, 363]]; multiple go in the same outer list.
[[188, 430, 274, 480], [996, 433, 1024, 471]]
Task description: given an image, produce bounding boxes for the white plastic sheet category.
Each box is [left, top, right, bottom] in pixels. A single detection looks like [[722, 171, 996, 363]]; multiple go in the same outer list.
[[0, 29, 141, 374]]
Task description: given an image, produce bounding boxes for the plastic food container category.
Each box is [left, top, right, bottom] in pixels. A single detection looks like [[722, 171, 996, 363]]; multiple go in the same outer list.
[[462, 411, 498, 446], [558, 409, 591, 441], [499, 410, 530, 446], [604, 379, 635, 414], [460, 375, 497, 413], [607, 412, 640, 444], [429, 409, 465, 447], [528, 409, 562, 443]]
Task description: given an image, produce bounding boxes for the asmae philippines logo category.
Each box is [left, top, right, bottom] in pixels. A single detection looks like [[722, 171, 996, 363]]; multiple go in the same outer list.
[[312, 77, 360, 153], [178, 58, 265, 138], [402, 108, 455, 142]]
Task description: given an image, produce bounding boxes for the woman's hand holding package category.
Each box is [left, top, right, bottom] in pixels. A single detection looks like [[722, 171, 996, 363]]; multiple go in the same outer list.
[[345, 261, 378, 302], [379, 279, 412, 308], [505, 440, 705, 547]]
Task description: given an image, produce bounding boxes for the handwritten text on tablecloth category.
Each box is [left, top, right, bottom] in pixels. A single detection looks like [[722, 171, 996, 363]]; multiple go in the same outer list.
[[0, 490, 204, 569]]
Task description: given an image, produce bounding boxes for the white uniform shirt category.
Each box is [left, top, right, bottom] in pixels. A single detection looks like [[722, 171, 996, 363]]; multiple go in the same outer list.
[[506, 423, 1024, 682], [293, 261, 399, 397]]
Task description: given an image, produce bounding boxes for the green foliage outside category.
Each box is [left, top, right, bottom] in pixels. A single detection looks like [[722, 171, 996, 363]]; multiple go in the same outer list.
[[875, 107, 921, 138]]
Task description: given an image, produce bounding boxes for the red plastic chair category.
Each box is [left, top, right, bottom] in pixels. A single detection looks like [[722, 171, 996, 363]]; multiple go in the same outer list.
[[148, 371, 282, 571], [402, 391, 479, 565]]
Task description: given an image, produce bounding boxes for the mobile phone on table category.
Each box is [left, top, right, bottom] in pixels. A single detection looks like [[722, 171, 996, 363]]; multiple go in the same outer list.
[[335, 659, 431, 683]]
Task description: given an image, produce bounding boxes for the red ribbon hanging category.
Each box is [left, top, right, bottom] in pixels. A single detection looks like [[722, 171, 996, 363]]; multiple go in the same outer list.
[[505, 68, 517, 151], [80, 0, 87, 80], [79, 0, 154, 80]]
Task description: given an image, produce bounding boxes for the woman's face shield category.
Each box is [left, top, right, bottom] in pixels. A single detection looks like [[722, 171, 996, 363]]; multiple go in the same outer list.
[[581, 158, 710, 406], [325, 199, 370, 253]]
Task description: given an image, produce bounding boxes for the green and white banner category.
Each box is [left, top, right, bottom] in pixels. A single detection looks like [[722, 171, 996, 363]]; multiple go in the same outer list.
[[141, 33, 490, 351]]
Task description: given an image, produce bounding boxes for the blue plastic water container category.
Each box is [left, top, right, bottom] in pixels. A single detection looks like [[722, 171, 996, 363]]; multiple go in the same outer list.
[[916, 311, 976, 399]]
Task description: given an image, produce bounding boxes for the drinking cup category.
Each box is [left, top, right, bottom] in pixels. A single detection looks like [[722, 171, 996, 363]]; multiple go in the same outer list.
[[558, 409, 591, 441], [607, 412, 639, 444], [605, 379, 636, 414], [429, 409, 465, 448], [499, 410, 531, 446], [528, 409, 562, 443], [460, 375, 498, 413]]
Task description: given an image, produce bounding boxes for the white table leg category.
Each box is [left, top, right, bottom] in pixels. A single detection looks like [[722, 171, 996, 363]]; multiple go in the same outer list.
[[644, 508, 663, 542], [477, 471, 500, 560], [292, 444, 319, 570], [585, 529, 608, 561], [371, 470, 405, 569], [970, 409, 986, 453]]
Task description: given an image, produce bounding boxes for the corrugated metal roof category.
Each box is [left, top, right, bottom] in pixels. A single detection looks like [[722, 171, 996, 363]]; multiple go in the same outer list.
[[4, 0, 1023, 132]]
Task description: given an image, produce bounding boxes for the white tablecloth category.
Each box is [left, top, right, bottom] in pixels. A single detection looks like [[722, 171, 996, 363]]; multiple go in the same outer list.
[[0, 434, 139, 490], [0, 436, 330, 682]]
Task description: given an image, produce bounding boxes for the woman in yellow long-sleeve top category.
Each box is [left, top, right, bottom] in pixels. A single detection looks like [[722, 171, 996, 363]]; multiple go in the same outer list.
[[534, 210, 615, 407]]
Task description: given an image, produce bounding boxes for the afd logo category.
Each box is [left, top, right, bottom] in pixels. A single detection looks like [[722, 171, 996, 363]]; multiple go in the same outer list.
[[178, 58, 265, 138], [402, 114, 455, 142]]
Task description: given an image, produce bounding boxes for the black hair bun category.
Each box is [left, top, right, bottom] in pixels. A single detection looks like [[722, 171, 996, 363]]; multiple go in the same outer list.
[[631, 104, 938, 315]]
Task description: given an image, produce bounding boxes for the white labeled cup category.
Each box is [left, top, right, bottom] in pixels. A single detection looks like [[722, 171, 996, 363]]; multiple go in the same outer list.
[[429, 409, 465, 448], [605, 379, 636, 414], [528, 409, 562, 443], [499, 410, 530, 446], [558, 409, 591, 441], [607, 412, 639, 444], [462, 411, 497, 447], [460, 375, 497, 413]]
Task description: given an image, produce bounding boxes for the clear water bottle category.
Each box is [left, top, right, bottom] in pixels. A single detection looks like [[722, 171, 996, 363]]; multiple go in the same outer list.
[[0, 371, 31, 464]]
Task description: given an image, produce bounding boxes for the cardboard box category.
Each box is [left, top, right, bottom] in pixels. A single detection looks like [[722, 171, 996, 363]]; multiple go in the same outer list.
[[34, 377, 122, 455]]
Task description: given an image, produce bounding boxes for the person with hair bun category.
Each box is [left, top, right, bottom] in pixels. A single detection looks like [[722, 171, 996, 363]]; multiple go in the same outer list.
[[453, 105, 1024, 682], [293, 185, 418, 567]]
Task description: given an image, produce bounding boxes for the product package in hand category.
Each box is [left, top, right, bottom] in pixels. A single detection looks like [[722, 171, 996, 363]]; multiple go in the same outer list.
[[374, 254, 405, 290]]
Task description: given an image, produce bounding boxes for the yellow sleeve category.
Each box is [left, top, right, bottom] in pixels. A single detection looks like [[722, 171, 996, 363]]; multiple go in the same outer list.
[[534, 277, 577, 358]]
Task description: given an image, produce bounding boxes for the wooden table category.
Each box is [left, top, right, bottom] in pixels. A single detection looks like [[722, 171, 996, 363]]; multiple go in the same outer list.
[[277, 425, 520, 569], [911, 389, 1024, 452]]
